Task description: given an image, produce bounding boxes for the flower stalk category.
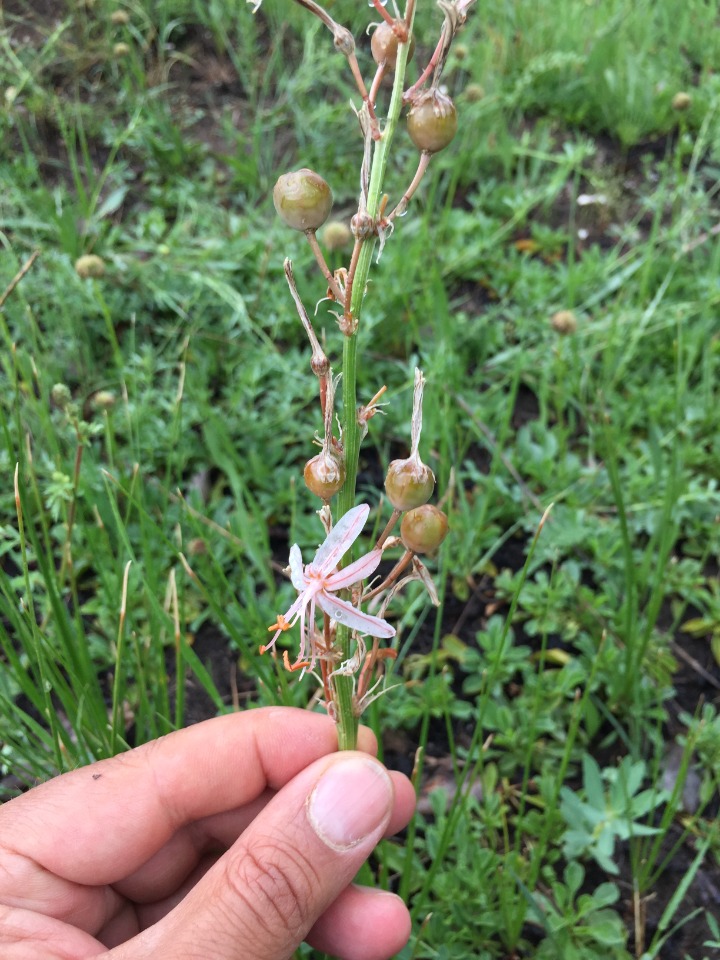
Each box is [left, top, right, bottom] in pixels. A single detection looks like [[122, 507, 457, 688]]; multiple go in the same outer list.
[[333, 11, 416, 750], [258, 0, 463, 752]]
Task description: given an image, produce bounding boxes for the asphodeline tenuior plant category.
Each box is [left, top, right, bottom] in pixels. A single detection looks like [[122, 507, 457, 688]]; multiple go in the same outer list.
[[250, 0, 474, 750]]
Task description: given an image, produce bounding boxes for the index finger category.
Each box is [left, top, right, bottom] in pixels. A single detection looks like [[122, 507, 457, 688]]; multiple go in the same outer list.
[[0, 707, 377, 887]]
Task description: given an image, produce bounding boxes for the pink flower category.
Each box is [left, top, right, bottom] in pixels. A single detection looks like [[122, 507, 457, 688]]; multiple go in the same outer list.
[[262, 504, 395, 668]]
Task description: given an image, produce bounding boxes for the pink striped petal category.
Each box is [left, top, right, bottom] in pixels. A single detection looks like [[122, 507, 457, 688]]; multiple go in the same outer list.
[[311, 504, 369, 574], [325, 549, 383, 591], [317, 590, 395, 638]]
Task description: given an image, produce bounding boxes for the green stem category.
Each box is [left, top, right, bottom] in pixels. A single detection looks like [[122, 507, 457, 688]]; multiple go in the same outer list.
[[333, 20, 415, 752]]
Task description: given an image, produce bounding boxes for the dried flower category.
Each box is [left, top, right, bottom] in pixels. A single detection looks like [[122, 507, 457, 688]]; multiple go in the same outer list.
[[384, 368, 435, 510], [304, 373, 346, 500]]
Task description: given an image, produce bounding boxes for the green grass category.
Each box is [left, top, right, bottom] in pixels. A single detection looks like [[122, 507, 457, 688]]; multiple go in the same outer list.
[[2, 0, 720, 956]]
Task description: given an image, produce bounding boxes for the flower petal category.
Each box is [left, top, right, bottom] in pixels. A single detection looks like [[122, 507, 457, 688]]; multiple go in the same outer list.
[[325, 549, 383, 591], [311, 503, 369, 574], [317, 591, 395, 639], [289, 544, 306, 591]]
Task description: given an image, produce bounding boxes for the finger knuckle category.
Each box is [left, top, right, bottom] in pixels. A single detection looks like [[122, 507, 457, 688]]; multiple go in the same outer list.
[[223, 833, 322, 943]]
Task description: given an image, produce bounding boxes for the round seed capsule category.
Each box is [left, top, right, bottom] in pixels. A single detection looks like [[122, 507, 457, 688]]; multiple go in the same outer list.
[[75, 254, 106, 278], [304, 452, 346, 500], [273, 169, 333, 232], [400, 504, 448, 554], [322, 220, 352, 252], [384, 456, 435, 511], [407, 92, 458, 154], [371, 21, 415, 69]]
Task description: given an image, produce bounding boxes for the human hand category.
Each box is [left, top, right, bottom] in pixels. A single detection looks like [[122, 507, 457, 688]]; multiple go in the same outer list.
[[0, 708, 415, 960]]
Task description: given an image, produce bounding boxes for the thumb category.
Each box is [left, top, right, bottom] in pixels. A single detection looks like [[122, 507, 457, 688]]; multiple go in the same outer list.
[[150, 753, 395, 960]]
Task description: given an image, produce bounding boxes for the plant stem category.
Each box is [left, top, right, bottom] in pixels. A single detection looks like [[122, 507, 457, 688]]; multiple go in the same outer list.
[[333, 16, 415, 752]]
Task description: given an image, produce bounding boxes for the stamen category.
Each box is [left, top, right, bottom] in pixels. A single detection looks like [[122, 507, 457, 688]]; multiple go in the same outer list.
[[283, 650, 311, 672]]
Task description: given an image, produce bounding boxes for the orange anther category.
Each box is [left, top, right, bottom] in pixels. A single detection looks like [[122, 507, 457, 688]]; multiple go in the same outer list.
[[267, 615, 291, 633], [283, 650, 311, 673], [375, 648, 398, 661]]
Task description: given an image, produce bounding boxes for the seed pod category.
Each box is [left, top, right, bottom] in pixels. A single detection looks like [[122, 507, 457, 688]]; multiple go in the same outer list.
[[91, 390, 116, 410], [371, 21, 415, 69], [407, 91, 458, 154], [672, 91, 691, 111], [385, 457, 435, 511], [400, 504, 448, 554], [322, 220, 352, 252], [350, 211, 375, 240], [75, 254, 106, 278], [385, 368, 434, 510], [304, 452, 346, 500], [465, 83, 484, 103], [51, 383, 72, 410], [273, 169, 333, 232], [551, 310, 578, 335]]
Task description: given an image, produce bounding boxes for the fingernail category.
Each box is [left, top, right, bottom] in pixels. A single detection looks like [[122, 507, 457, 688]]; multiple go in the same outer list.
[[308, 758, 393, 851]]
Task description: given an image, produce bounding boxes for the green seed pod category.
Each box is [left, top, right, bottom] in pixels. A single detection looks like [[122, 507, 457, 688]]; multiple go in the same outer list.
[[371, 21, 415, 69], [407, 91, 458, 154], [672, 91, 691, 111], [75, 254, 106, 278], [400, 504, 448, 554], [273, 169, 333, 232], [384, 456, 435, 511], [51, 383, 72, 410], [91, 389, 116, 410], [304, 451, 346, 500], [322, 220, 352, 252], [464, 83, 484, 103]]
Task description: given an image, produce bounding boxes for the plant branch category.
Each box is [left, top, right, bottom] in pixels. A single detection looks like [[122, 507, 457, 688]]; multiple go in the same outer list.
[[333, 7, 417, 750]]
